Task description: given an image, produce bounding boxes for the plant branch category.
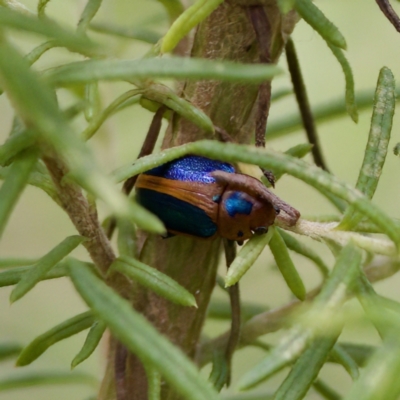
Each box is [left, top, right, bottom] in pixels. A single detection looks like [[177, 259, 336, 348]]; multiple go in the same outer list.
[[285, 38, 328, 170], [42, 154, 115, 274], [375, 0, 400, 32]]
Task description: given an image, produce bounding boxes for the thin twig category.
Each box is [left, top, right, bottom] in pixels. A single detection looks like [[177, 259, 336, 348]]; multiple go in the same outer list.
[[376, 0, 400, 32], [285, 38, 329, 171], [223, 239, 240, 386], [115, 341, 128, 400]]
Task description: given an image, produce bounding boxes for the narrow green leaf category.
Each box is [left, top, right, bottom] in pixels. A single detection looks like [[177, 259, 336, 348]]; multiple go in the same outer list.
[[207, 298, 267, 321], [117, 218, 137, 259], [238, 243, 362, 390], [0, 7, 99, 56], [337, 343, 375, 367], [83, 82, 101, 123], [271, 87, 293, 102], [157, 0, 184, 22], [313, 379, 341, 400], [144, 83, 215, 133], [45, 57, 282, 86], [268, 143, 313, 183], [278, 229, 329, 277], [110, 256, 197, 307], [10, 235, 85, 303], [25, 40, 57, 65], [343, 333, 400, 400], [0, 260, 93, 287], [0, 371, 97, 391], [0, 258, 37, 268], [16, 311, 95, 366], [225, 228, 274, 287], [0, 150, 38, 238], [68, 260, 221, 400], [0, 343, 22, 361], [161, 0, 224, 53], [330, 344, 359, 380], [71, 320, 106, 369], [113, 140, 400, 246], [221, 395, 274, 400], [269, 230, 306, 301], [82, 89, 142, 140], [339, 67, 395, 230], [77, 0, 102, 33], [89, 22, 161, 44], [0, 164, 59, 205], [145, 364, 161, 400], [0, 129, 37, 167], [294, 0, 347, 49], [0, 40, 165, 234], [327, 43, 358, 122], [274, 333, 341, 400], [267, 87, 400, 139], [37, 0, 52, 17]]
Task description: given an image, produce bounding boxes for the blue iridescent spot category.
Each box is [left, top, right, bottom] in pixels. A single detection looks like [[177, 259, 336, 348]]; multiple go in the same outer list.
[[145, 155, 235, 183], [224, 191, 253, 217], [237, 231, 244, 237]]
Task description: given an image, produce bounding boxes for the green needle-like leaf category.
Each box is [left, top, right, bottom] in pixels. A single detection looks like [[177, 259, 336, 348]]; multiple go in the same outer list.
[[0, 262, 69, 287], [161, 0, 224, 53], [89, 22, 161, 44], [294, 0, 347, 49], [110, 256, 197, 307], [330, 344, 359, 380], [327, 43, 358, 123], [338, 67, 395, 231], [225, 228, 274, 287], [71, 320, 106, 369], [0, 371, 98, 391], [0, 343, 22, 361], [0, 7, 100, 56], [266, 87, 400, 139], [77, 0, 102, 33], [269, 230, 306, 301], [68, 260, 220, 400], [17, 311, 95, 366], [0, 129, 37, 167], [0, 258, 38, 269], [274, 333, 341, 400], [10, 235, 85, 303], [278, 229, 329, 277], [0, 150, 38, 238], [45, 57, 282, 86]]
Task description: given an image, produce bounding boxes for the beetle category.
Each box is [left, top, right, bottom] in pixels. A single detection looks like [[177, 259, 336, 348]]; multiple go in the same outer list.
[[135, 155, 300, 243]]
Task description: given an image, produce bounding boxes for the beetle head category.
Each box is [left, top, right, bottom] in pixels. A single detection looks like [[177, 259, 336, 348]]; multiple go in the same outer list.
[[217, 189, 277, 241]]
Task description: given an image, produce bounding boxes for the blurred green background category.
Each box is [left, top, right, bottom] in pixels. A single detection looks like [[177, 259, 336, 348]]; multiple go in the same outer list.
[[1, 1, 400, 399]]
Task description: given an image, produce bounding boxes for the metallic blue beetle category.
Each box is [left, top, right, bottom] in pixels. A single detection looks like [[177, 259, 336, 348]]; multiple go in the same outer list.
[[136, 155, 299, 242]]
